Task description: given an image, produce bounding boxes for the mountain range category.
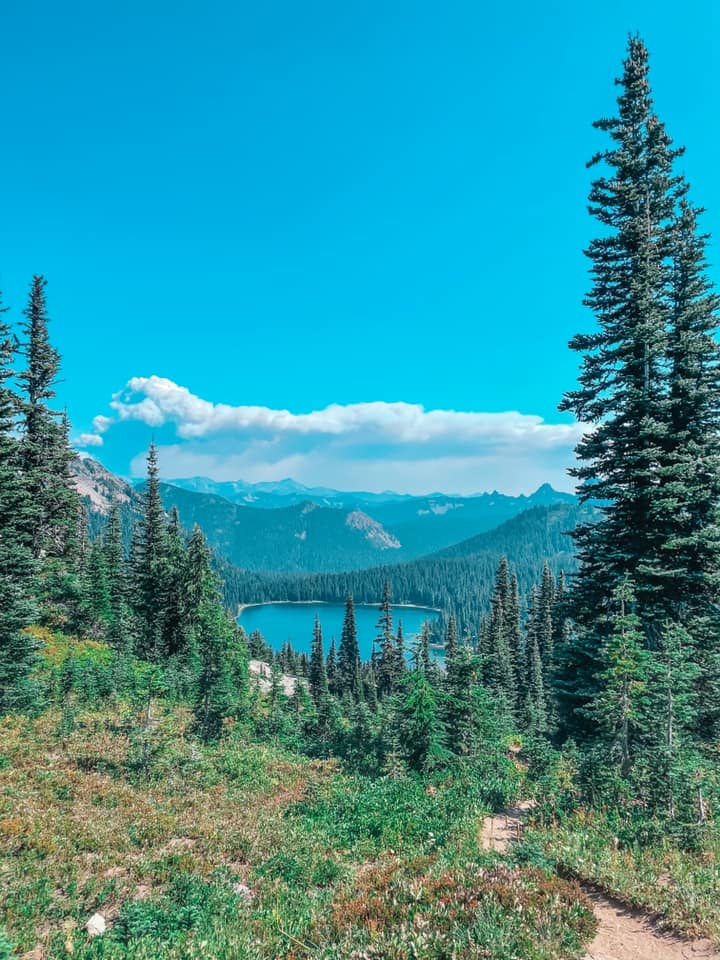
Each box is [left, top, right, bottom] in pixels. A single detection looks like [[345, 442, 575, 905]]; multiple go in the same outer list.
[[71, 454, 578, 574]]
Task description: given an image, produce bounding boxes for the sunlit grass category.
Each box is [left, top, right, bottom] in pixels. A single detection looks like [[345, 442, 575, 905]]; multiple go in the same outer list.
[[0, 705, 595, 959]]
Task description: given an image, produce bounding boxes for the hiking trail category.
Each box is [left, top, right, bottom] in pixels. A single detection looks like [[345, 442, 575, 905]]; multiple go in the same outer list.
[[480, 804, 720, 960]]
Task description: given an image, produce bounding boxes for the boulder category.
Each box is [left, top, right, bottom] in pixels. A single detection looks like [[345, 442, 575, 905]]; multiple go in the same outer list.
[[86, 913, 106, 938]]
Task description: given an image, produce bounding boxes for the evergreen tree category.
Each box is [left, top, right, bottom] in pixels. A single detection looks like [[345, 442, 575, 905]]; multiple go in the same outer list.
[[443, 645, 486, 757], [191, 526, 246, 740], [375, 581, 398, 697], [394, 618, 406, 684], [558, 37, 690, 731], [482, 558, 516, 713], [326, 637, 338, 694], [81, 540, 112, 637], [642, 622, 700, 819], [538, 562, 555, 668], [309, 614, 329, 704], [524, 630, 548, 736], [591, 579, 650, 781], [412, 622, 432, 675], [19, 276, 79, 562], [506, 573, 523, 691], [362, 663, 378, 712], [0, 290, 36, 711], [395, 670, 450, 773], [103, 499, 132, 651], [661, 199, 720, 739], [132, 441, 167, 661], [337, 594, 360, 697], [163, 506, 189, 657], [661, 199, 720, 614], [445, 614, 458, 659]]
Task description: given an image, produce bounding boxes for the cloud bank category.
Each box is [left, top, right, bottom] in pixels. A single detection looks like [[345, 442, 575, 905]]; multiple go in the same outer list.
[[74, 375, 583, 495]]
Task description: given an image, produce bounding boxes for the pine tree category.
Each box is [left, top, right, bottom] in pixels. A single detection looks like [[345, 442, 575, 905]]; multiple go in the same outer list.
[[191, 526, 246, 740], [375, 581, 397, 697], [326, 637, 338, 694], [395, 670, 450, 773], [661, 199, 720, 739], [443, 645, 485, 756], [591, 579, 650, 781], [394, 618, 406, 684], [506, 573, 523, 691], [482, 558, 516, 713], [309, 614, 329, 704], [163, 506, 189, 657], [412, 622, 432, 675], [81, 540, 112, 637], [337, 594, 360, 697], [0, 290, 36, 711], [445, 615, 458, 659], [661, 199, 720, 613], [19, 276, 79, 562], [642, 621, 700, 819], [103, 499, 132, 651], [132, 441, 168, 661], [558, 37, 688, 731], [538, 562, 555, 668], [524, 631, 548, 737], [362, 663, 378, 712]]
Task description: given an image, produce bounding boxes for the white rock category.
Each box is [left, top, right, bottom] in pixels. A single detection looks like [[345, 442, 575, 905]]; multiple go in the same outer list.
[[231, 882, 255, 901], [86, 913, 106, 937]]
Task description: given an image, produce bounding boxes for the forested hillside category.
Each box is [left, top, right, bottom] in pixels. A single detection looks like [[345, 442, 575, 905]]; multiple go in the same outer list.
[[223, 501, 583, 636], [158, 482, 403, 571]]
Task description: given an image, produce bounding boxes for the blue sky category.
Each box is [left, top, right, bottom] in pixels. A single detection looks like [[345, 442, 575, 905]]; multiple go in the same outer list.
[[2, 0, 719, 493]]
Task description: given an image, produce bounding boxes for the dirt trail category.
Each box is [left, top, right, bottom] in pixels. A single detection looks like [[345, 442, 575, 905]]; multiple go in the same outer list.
[[480, 804, 720, 960]]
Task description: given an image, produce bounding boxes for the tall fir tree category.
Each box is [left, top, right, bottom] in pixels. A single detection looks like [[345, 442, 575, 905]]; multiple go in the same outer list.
[[558, 37, 689, 733], [309, 613, 329, 705], [660, 199, 720, 613], [0, 290, 37, 711], [103, 499, 132, 651], [132, 441, 168, 661], [482, 558, 516, 713], [641, 621, 700, 818], [524, 630, 548, 737], [375, 581, 398, 697], [19, 276, 79, 563], [395, 670, 450, 774], [337, 593, 360, 697], [191, 525, 247, 740], [591, 579, 650, 782]]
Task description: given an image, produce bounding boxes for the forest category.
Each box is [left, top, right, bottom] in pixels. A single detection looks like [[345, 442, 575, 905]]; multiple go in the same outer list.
[[2, 35, 720, 960]]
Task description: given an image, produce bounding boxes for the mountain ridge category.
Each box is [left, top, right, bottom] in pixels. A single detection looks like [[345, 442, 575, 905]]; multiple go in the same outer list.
[[72, 454, 578, 574]]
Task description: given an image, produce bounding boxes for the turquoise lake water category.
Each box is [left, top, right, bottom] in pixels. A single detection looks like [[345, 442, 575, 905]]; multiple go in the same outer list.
[[238, 602, 441, 660]]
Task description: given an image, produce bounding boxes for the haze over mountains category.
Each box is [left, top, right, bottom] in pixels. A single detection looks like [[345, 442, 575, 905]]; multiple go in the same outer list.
[[72, 454, 577, 574]]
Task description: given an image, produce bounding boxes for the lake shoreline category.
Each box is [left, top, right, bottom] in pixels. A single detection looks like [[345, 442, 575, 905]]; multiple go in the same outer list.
[[237, 600, 442, 617]]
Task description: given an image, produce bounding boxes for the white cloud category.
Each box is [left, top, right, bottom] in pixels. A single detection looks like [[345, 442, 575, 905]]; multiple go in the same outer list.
[[94, 374, 583, 495], [108, 375, 582, 448], [74, 432, 104, 448], [92, 414, 114, 434]]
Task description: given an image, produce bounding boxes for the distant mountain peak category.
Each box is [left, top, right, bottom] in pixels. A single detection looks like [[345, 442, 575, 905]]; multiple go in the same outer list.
[[71, 455, 134, 515], [528, 482, 575, 504]]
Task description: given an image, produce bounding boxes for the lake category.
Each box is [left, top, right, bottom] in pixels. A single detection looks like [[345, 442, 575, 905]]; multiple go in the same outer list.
[[238, 601, 442, 661]]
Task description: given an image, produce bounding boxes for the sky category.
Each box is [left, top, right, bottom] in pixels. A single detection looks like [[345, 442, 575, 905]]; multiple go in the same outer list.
[[2, 0, 719, 495]]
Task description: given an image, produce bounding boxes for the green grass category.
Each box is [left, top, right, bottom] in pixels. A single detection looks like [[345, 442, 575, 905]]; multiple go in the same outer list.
[[0, 705, 595, 959], [523, 808, 720, 943]]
